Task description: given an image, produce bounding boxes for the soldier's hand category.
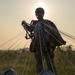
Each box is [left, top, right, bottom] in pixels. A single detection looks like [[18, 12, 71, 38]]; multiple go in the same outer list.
[[30, 20, 35, 25]]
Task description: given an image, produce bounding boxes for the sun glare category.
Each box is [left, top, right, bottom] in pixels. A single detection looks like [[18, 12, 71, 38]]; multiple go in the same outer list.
[[33, 1, 49, 18]]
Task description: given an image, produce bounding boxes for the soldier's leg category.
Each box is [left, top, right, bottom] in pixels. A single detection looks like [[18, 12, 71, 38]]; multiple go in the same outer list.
[[44, 49, 58, 75], [44, 50, 54, 72], [34, 50, 44, 73]]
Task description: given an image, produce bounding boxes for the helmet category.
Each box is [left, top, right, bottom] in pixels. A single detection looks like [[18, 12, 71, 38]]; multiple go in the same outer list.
[[35, 7, 45, 14]]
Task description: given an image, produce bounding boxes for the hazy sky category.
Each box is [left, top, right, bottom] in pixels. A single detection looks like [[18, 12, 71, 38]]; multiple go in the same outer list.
[[0, 0, 75, 49]]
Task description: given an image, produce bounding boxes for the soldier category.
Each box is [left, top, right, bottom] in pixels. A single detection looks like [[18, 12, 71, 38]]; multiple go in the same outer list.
[[21, 7, 66, 75]]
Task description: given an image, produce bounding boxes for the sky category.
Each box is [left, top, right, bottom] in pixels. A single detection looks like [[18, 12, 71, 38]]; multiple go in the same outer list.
[[0, 0, 75, 49]]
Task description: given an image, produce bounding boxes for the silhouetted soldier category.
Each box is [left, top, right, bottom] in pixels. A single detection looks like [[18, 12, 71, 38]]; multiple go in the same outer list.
[[21, 7, 66, 75]]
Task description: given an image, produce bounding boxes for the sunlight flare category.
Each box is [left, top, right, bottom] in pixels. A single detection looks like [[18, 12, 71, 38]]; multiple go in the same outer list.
[[33, 1, 49, 18]]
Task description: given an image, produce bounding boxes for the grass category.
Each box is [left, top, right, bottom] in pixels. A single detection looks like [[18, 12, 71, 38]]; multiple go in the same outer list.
[[0, 48, 75, 75]]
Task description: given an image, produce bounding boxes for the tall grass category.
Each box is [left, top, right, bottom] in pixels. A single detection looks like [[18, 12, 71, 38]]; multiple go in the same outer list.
[[0, 48, 75, 75]]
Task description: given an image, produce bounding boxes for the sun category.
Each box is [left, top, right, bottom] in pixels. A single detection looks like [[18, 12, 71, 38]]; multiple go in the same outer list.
[[33, 1, 49, 18]]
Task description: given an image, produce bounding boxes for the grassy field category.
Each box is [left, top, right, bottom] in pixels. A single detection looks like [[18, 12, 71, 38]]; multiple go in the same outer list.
[[0, 47, 75, 75]]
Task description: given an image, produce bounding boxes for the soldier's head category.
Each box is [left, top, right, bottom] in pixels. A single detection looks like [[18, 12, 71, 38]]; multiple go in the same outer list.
[[35, 7, 45, 20]]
